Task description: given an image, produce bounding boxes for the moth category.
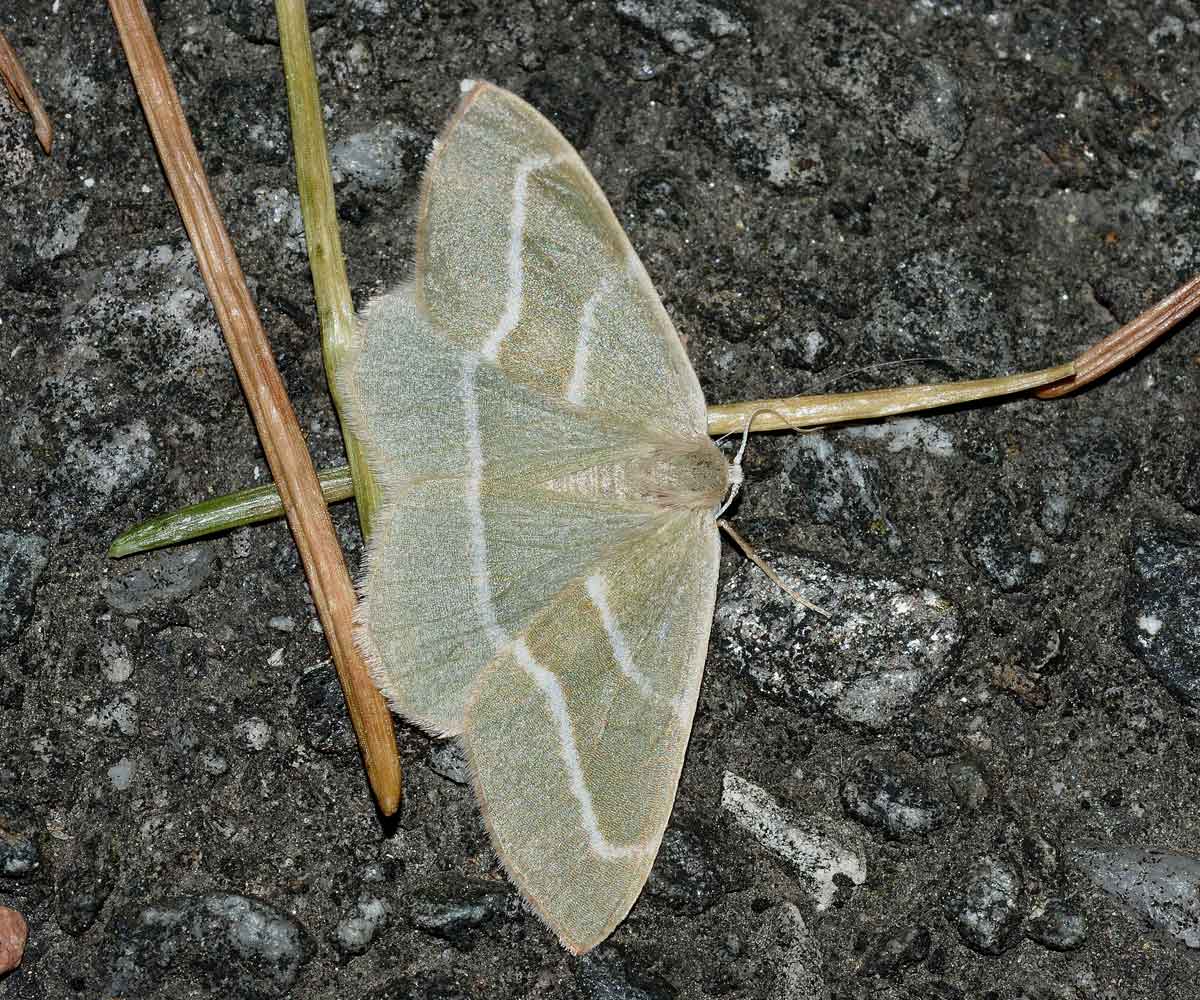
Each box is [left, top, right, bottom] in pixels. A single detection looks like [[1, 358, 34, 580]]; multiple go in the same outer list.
[[341, 80, 733, 953]]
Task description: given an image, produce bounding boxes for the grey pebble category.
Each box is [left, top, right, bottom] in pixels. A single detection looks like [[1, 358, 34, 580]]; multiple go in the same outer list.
[[722, 772, 866, 910], [34, 193, 90, 261], [948, 855, 1024, 955], [1026, 898, 1088, 951], [716, 550, 961, 729], [859, 924, 931, 977], [333, 895, 390, 958], [0, 531, 49, 646], [0, 799, 41, 880], [199, 749, 229, 776], [107, 893, 315, 996], [1072, 844, 1200, 950], [614, 0, 749, 61], [1022, 831, 1061, 879], [943, 758, 989, 812], [104, 546, 217, 614], [234, 717, 272, 752], [840, 759, 947, 841], [887, 59, 967, 165], [1124, 522, 1200, 707], [331, 119, 426, 189], [408, 876, 510, 946]]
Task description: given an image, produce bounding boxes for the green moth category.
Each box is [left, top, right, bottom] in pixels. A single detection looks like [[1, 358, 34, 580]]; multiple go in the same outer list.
[[341, 80, 731, 953]]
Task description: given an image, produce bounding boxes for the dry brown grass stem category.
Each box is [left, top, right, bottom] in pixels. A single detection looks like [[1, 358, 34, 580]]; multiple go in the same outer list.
[[107, 0, 401, 815]]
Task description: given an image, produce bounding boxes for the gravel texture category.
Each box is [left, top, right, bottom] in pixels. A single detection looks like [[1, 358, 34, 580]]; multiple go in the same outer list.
[[2, 1, 1199, 997]]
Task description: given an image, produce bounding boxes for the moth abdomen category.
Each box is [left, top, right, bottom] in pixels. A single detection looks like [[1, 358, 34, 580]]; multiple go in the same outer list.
[[536, 436, 727, 512]]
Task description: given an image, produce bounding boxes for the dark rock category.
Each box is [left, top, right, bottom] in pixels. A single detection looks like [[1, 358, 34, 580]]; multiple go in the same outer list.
[[689, 272, 781, 345], [1071, 844, 1200, 949], [701, 79, 826, 191], [1026, 898, 1087, 951], [752, 903, 828, 999], [1021, 831, 1061, 880], [966, 492, 1046, 593], [860, 924, 931, 977], [908, 721, 958, 761], [106, 893, 315, 997], [104, 546, 217, 614], [1061, 418, 1134, 505], [716, 550, 962, 728], [427, 741, 471, 785], [578, 946, 678, 999], [1176, 451, 1200, 514], [56, 829, 118, 935], [782, 432, 895, 542], [522, 76, 598, 151], [409, 877, 510, 947], [943, 759, 989, 812], [628, 169, 690, 229], [0, 532, 49, 647], [859, 251, 1012, 371], [1124, 522, 1200, 707], [646, 826, 723, 914], [768, 326, 841, 373], [803, 7, 964, 165], [296, 665, 358, 757], [200, 77, 292, 165], [840, 759, 947, 841], [948, 856, 1024, 955]]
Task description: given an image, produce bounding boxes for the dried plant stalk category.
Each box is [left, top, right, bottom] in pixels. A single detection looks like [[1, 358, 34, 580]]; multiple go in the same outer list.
[[107, 0, 400, 815], [1035, 273, 1200, 399], [706, 362, 1074, 436], [0, 29, 52, 153]]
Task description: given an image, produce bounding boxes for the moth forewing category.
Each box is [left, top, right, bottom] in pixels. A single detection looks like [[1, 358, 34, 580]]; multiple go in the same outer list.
[[414, 81, 707, 436]]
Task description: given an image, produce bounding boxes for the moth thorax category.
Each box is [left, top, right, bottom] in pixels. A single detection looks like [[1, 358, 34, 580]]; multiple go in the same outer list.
[[632, 436, 730, 511]]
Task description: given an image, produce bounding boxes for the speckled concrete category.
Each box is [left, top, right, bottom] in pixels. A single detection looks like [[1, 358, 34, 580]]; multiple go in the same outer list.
[[2, 2, 1199, 998]]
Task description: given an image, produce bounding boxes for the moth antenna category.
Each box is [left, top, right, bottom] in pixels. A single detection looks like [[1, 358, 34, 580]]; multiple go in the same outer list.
[[718, 519, 832, 618], [716, 405, 831, 614], [715, 405, 816, 518], [815, 355, 981, 391]]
